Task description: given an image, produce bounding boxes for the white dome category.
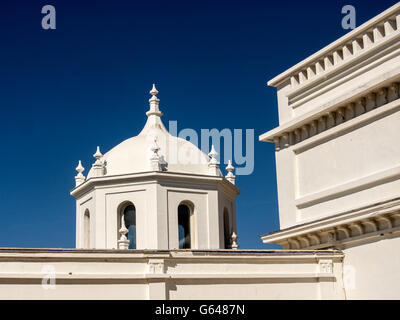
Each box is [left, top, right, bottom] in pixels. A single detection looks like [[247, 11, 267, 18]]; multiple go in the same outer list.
[[87, 85, 221, 178]]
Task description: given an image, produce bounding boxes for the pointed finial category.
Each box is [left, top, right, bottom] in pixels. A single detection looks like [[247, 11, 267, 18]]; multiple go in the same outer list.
[[208, 145, 221, 176], [150, 83, 159, 96], [93, 146, 102, 160], [208, 145, 218, 162], [76, 160, 84, 174], [225, 160, 235, 185], [146, 83, 163, 118], [92, 146, 105, 177], [75, 160, 86, 186]]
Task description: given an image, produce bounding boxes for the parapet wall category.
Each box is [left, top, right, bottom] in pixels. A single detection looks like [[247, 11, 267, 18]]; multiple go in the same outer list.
[[0, 248, 344, 300]]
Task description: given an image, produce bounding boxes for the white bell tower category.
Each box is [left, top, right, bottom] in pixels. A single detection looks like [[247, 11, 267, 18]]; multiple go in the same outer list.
[[71, 85, 240, 250]]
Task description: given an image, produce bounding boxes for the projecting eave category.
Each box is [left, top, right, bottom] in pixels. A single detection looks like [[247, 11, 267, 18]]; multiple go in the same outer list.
[[267, 2, 400, 88], [70, 171, 240, 198], [259, 77, 400, 144], [260, 197, 400, 248]]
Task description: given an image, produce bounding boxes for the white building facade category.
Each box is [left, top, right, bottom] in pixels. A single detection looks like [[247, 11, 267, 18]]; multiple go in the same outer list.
[[260, 3, 400, 299], [0, 86, 345, 300], [1, 4, 399, 300]]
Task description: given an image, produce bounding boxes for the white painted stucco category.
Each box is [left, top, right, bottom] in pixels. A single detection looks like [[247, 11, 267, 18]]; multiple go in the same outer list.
[[0, 4, 399, 301], [260, 3, 400, 299], [0, 249, 345, 300]]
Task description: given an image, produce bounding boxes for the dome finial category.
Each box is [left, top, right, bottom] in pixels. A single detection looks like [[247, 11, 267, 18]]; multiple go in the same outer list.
[[225, 160, 236, 185], [139, 83, 167, 135], [92, 146, 105, 177], [75, 160, 84, 174], [208, 145, 221, 176], [150, 83, 159, 96], [146, 83, 163, 117], [75, 160, 86, 186]]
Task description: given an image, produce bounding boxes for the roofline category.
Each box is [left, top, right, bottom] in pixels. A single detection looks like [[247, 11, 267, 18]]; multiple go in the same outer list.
[[260, 197, 400, 243], [0, 247, 343, 257], [259, 73, 400, 142], [70, 170, 240, 197], [267, 2, 400, 87]]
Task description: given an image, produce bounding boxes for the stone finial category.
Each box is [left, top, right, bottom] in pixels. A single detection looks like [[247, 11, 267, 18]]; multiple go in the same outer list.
[[146, 83, 163, 117], [208, 145, 221, 176], [150, 83, 159, 96], [150, 137, 162, 171], [118, 214, 130, 250], [231, 231, 239, 250], [75, 160, 85, 186], [92, 146, 105, 177], [225, 160, 235, 185], [208, 145, 218, 163], [93, 146, 102, 160]]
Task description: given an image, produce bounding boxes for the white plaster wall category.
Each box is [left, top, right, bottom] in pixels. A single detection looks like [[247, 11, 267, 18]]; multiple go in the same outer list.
[[218, 189, 236, 248], [294, 107, 400, 223], [74, 176, 238, 250], [298, 179, 400, 223], [0, 283, 149, 300], [342, 235, 400, 299], [272, 67, 400, 229], [168, 280, 320, 300], [296, 109, 400, 197], [0, 250, 345, 300], [76, 191, 95, 249], [266, 11, 400, 230]]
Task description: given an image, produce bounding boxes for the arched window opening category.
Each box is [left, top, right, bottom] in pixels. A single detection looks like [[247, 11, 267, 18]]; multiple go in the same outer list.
[[178, 204, 191, 249], [122, 204, 136, 249], [84, 210, 90, 249], [223, 208, 231, 249]]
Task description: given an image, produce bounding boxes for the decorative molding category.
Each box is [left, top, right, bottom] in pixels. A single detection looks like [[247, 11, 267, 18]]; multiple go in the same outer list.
[[261, 198, 400, 248], [147, 259, 165, 274], [268, 4, 400, 88], [70, 171, 240, 198], [274, 210, 400, 250], [271, 81, 399, 152], [295, 164, 400, 209], [318, 259, 333, 274]]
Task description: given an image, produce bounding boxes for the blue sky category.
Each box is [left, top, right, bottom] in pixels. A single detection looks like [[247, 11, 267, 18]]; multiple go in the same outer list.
[[0, 0, 396, 249]]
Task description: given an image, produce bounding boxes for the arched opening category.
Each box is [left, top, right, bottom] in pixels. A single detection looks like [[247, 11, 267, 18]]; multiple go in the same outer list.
[[223, 208, 231, 249], [124, 205, 136, 249], [118, 203, 137, 249], [178, 203, 193, 249], [84, 210, 90, 249]]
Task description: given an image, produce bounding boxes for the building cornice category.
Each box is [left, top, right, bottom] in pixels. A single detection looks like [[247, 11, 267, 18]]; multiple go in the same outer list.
[[260, 197, 400, 249], [267, 3, 400, 88], [259, 76, 400, 144], [70, 171, 240, 198]]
